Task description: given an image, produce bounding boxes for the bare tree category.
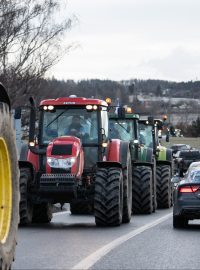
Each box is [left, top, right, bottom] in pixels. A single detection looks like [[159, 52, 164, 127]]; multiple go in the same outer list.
[[0, 0, 76, 105]]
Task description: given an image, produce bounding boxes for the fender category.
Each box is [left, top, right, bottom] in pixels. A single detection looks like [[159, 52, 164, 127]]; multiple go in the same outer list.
[[157, 146, 173, 162], [119, 141, 130, 169], [139, 146, 154, 163], [18, 160, 35, 180], [107, 139, 121, 162], [27, 149, 39, 172]]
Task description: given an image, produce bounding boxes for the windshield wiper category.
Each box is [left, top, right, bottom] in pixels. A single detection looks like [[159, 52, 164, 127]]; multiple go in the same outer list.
[[46, 110, 67, 128], [116, 120, 129, 133]]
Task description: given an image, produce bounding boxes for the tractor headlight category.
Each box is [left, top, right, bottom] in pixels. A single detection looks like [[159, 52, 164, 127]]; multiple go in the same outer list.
[[47, 157, 76, 169]]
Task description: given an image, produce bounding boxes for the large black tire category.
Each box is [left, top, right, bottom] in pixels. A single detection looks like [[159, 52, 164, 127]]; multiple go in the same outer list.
[[32, 203, 53, 223], [156, 165, 172, 209], [70, 199, 93, 215], [122, 151, 132, 223], [173, 215, 188, 228], [19, 168, 33, 225], [132, 166, 153, 214], [152, 159, 157, 213], [0, 104, 19, 270], [94, 167, 123, 226]]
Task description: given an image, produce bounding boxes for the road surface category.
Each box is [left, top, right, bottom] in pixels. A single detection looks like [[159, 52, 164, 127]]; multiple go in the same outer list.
[[13, 208, 200, 270]]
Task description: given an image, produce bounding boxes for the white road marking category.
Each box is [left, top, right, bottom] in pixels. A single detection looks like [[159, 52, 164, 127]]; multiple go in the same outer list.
[[72, 213, 172, 270]]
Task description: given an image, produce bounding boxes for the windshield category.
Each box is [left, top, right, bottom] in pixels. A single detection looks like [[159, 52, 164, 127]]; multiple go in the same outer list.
[[41, 108, 98, 144], [139, 124, 153, 147], [109, 119, 135, 141]]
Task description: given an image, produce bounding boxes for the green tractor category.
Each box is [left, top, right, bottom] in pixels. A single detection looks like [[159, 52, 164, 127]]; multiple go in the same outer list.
[[139, 116, 173, 209], [109, 106, 156, 214]]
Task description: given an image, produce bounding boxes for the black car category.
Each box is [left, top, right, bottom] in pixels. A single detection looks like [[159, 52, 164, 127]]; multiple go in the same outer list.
[[172, 169, 200, 228], [170, 144, 191, 156], [174, 149, 200, 176]]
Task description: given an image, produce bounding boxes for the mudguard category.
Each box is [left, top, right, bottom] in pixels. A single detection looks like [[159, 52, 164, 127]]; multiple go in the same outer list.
[[98, 139, 126, 168], [157, 146, 173, 164], [119, 141, 130, 169], [27, 149, 39, 172], [18, 160, 35, 180], [138, 146, 154, 164], [107, 139, 121, 162]]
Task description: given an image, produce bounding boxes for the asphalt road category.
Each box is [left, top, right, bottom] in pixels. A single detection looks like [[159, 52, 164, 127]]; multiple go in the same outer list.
[[13, 208, 200, 270]]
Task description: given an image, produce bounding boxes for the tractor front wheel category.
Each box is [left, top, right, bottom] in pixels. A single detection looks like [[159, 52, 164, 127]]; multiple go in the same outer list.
[[156, 165, 172, 209], [94, 167, 123, 226], [19, 168, 33, 225], [132, 166, 153, 214]]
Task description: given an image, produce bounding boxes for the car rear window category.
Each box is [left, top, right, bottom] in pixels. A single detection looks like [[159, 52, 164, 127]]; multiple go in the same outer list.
[[189, 171, 200, 182]]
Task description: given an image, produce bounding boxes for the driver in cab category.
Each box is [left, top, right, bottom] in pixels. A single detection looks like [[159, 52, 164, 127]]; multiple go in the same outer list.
[[67, 115, 85, 137]]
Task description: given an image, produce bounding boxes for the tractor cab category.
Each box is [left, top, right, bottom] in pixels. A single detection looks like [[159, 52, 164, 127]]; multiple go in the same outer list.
[[29, 97, 109, 174], [138, 116, 157, 155], [108, 107, 139, 142]]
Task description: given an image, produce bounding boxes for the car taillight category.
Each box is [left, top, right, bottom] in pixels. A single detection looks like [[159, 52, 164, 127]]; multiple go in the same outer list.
[[179, 186, 200, 193]]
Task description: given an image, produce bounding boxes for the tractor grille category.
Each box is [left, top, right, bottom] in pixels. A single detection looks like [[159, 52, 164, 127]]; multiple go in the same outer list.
[[51, 144, 72, 155], [40, 173, 76, 192]]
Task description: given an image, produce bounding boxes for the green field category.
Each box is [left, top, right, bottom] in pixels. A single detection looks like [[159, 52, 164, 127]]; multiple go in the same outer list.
[[162, 137, 200, 149]]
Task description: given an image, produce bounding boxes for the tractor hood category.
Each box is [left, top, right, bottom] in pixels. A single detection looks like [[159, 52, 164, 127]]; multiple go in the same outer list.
[[46, 136, 84, 176]]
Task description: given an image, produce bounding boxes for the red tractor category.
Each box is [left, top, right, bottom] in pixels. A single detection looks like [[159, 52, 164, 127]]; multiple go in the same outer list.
[[19, 97, 132, 226]]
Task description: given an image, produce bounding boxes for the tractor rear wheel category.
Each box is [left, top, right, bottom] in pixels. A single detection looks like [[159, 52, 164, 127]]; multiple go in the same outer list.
[[0, 105, 19, 270], [19, 168, 33, 225], [94, 167, 123, 226], [156, 165, 172, 208], [122, 151, 132, 223], [32, 203, 52, 223], [132, 166, 153, 214]]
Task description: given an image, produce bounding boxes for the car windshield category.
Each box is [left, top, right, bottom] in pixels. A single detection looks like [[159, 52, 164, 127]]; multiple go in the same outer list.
[[109, 119, 135, 141], [41, 108, 98, 144]]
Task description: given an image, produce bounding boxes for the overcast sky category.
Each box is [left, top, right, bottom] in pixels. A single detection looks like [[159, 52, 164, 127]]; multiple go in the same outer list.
[[49, 0, 200, 82]]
